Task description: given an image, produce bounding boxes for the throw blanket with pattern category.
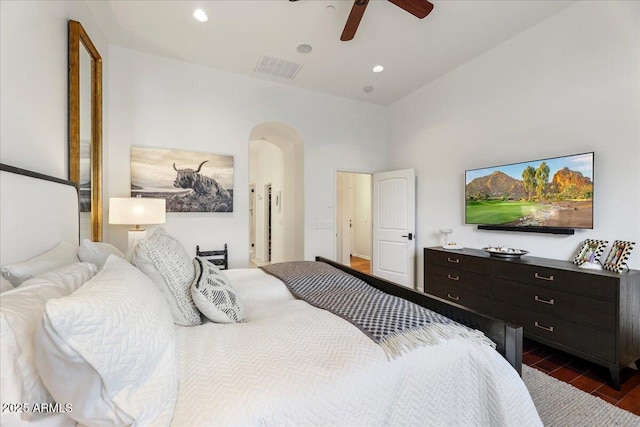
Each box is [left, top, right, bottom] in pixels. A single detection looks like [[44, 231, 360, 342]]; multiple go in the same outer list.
[[261, 261, 494, 358]]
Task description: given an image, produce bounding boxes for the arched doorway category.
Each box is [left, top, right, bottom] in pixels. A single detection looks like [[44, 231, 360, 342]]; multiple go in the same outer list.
[[249, 122, 304, 263]]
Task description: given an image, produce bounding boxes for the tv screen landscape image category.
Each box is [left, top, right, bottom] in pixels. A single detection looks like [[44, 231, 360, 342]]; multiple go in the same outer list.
[[465, 152, 594, 229]]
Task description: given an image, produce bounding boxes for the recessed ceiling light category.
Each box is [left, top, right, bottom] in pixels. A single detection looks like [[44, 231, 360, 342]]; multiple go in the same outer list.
[[193, 9, 208, 22], [297, 44, 313, 54], [372, 65, 384, 73], [363, 86, 374, 93]]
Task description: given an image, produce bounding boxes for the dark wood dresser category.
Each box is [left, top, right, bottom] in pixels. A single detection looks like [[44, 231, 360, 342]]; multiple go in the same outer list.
[[424, 246, 640, 389]]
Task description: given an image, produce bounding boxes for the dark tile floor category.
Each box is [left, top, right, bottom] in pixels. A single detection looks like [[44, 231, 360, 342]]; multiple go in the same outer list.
[[523, 338, 640, 416]]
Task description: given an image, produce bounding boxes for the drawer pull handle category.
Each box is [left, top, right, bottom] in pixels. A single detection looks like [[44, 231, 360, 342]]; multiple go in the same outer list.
[[447, 274, 460, 281], [534, 273, 554, 282], [447, 293, 460, 301], [534, 321, 554, 332], [534, 296, 555, 305], [447, 257, 460, 264]]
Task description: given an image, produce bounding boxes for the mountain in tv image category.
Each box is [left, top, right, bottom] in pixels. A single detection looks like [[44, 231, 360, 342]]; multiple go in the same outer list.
[[466, 160, 593, 228]]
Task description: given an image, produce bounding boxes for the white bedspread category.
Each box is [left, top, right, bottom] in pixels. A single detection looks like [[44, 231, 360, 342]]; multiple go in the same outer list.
[[172, 268, 542, 426]]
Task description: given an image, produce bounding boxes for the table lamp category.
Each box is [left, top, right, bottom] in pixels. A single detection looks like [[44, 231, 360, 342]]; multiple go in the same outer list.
[[109, 197, 166, 252]]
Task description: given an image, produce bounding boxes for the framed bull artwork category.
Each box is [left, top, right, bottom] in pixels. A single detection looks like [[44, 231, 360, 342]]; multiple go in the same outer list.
[[131, 146, 234, 212]]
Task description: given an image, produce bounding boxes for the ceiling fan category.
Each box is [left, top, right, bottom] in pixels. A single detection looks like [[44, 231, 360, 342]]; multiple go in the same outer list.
[[290, 0, 434, 41]]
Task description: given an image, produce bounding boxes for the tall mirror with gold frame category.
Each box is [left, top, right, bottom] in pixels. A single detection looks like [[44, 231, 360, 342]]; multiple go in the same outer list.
[[69, 20, 102, 241]]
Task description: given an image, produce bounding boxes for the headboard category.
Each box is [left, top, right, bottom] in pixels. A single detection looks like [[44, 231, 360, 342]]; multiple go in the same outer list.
[[0, 164, 79, 266]]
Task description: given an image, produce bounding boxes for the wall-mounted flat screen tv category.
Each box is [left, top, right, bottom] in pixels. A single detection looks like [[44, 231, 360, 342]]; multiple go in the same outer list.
[[465, 152, 594, 231]]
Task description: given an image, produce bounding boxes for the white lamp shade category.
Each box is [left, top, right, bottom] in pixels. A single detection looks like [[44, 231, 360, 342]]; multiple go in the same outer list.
[[109, 198, 166, 226]]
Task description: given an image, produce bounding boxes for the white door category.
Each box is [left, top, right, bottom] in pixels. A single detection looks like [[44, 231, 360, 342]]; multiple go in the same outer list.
[[372, 169, 416, 288]]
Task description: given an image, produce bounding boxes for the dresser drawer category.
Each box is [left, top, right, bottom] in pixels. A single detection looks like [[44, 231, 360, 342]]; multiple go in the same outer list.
[[494, 262, 617, 301], [494, 301, 616, 363], [427, 279, 492, 314], [426, 263, 492, 299], [494, 278, 616, 331], [426, 250, 492, 275]]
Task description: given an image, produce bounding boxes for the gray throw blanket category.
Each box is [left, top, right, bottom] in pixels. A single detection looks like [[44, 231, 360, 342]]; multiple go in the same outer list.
[[261, 261, 494, 358]]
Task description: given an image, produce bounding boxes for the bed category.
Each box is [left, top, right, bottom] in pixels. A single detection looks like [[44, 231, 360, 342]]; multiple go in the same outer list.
[[0, 163, 542, 426]]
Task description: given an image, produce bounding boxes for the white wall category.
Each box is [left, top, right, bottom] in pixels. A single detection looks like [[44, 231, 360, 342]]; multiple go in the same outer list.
[[389, 1, 640, 289], [108, 47, 388, 267], [336, 172, 351, 264], [6, 0, 636, 280], [0, 1, 108, 180]]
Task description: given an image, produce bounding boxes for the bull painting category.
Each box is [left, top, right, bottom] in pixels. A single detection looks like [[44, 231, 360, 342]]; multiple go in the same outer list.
[[173, 160, 231, 198], [131, 146, 234, 213]]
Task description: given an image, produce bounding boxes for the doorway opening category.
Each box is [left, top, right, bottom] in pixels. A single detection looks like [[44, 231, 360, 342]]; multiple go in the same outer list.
[[336, 169, 416, 288], [265, 183, 272, 262], [249, 183, 256, 261], [249, 122, 304, 266], [336, 172, 372, 274]]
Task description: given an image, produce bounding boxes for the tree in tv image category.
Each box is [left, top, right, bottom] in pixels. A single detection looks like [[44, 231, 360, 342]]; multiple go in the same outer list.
[[465, 153, 593, 228]]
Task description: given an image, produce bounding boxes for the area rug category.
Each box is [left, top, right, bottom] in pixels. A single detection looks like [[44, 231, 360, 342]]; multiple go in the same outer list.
[[523, 365, 640, 426]]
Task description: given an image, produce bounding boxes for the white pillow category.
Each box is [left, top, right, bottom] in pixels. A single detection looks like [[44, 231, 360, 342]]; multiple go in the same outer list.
[[78, 239, 125, 269], [35, 255, 178, 427], [1, 241, 79, 286], [131, 227, 201, 326], [0, 276, 13, 293], [191, 257, 245, 323], [0, 263, 97, 424]]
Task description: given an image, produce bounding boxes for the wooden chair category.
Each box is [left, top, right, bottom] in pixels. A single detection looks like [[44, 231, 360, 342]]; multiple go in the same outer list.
[[196, 244, 228, 270]]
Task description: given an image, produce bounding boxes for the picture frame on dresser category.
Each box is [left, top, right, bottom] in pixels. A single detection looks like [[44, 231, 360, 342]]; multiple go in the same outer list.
[[602, 240, 635, 273], [572, 239, 608, 265]]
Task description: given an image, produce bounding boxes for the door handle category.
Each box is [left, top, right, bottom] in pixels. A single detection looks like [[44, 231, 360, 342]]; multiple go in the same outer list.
[[401, 233, 413, 240]]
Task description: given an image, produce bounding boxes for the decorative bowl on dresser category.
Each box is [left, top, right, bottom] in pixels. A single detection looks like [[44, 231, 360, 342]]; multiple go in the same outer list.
[[424, 246, 640, 390]]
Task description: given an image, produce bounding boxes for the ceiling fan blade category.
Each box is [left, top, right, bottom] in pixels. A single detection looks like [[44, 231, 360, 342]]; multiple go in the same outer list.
[[341, 0, 370, 42], [387, 0, 434, 19]]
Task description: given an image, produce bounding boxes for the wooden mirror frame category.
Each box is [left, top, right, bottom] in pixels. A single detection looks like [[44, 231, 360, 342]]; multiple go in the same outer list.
[[69, 20, 102, 241]]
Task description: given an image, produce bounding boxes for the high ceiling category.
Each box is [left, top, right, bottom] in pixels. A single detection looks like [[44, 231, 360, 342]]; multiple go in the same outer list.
[[87, 0, 575, 106]]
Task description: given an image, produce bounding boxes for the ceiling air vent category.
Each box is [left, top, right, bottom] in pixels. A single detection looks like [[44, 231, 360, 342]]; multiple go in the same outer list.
[[255, 55, 302, 80]]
